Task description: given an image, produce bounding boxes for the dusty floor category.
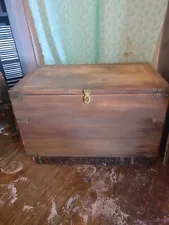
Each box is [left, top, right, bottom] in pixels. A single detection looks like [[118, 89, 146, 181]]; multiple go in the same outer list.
[[0, 131, 169, 225]]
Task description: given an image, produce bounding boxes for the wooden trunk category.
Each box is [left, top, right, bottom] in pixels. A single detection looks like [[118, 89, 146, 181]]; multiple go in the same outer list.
[[9, 63, 169, 157]]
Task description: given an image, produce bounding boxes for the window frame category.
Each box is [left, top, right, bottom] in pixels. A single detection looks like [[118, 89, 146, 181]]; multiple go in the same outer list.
[[4, 0, 44, 75]]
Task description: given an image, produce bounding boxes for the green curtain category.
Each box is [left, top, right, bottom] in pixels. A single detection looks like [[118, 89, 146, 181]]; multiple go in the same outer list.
[[28, 0, 168, 65]]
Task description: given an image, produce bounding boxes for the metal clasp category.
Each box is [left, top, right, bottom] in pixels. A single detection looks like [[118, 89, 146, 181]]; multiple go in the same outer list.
[[83, 90, 91, 104]]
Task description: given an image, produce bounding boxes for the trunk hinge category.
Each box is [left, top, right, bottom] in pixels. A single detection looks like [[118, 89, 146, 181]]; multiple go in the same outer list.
[[10, 91, 23, 100], [155, 89, 169, 99], [152, 117, 165, 124], [17, 118, 30, 124]]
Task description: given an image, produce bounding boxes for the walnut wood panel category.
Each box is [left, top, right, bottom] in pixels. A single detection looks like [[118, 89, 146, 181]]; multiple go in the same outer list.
[[10, 63, 169, 96], [11, 94, 168, 157]]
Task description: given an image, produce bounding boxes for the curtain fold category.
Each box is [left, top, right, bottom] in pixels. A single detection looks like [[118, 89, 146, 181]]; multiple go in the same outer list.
[[28, 0, 168, 65]]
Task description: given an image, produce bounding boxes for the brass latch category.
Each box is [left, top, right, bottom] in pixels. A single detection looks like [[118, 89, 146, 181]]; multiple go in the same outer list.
[[83, 90, 91, 104]]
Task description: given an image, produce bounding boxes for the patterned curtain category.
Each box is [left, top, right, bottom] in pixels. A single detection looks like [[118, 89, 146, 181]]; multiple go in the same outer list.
[[28, 0, 168, 65]]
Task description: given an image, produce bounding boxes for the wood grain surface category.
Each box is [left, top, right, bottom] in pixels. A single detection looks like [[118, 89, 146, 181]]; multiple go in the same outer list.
[[11, 94, 168, 157], [10, 63, 169, 95], [1, 133, 169, 225]]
